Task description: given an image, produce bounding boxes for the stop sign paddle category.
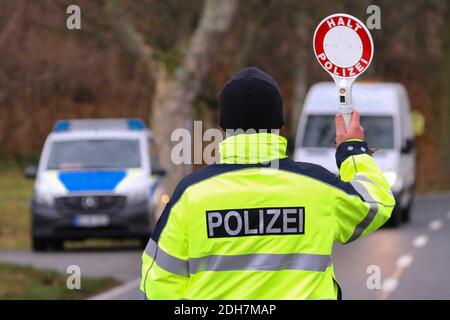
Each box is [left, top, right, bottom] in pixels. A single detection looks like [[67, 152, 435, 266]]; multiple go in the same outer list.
[[313, 13, 374, 127]]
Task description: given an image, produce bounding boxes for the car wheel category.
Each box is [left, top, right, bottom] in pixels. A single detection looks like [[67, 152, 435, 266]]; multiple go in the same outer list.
[[49, 240, 64, 251], [401, 199, 413, 223], [32, 237, 48, 252], [386, 204, 402, 228], [139, 237, 150, 250]]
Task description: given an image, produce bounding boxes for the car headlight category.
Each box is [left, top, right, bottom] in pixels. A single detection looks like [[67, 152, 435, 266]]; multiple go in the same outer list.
[[150, 184, 170, 207], [383, 171, 397, 187], [34, 173, 66, 206], [128, 187, 150, 205], [34, 191, 54, 206], [161, 194, 170, 204], [149, 184, 170, 222]]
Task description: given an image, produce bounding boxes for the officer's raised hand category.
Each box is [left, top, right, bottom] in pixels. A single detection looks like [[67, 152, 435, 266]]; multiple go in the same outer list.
[[335, 109, 365, 146]]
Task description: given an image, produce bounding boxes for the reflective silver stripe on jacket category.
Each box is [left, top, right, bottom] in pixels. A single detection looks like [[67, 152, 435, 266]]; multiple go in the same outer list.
[[346, 180, 379, 243], [144, 239, 189, 277], [145, 239, 331, 275], [355, 175, 393, 197], [189, 252, 331, 274]]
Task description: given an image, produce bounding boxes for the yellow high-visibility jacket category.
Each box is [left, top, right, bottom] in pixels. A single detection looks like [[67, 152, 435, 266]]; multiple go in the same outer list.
[[141, 133, 395, 299]]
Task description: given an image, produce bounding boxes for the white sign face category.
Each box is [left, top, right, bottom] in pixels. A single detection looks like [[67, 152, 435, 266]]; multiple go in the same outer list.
[[313, 13, 373, 79], [324, 26, 363, 67]]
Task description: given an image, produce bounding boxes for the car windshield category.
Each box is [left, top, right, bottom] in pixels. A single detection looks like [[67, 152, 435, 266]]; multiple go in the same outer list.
[[302, 115, 394, 149], [47, 139, 141, 169]]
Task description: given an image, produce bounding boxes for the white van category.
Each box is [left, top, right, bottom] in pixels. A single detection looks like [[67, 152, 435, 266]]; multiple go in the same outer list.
[[294, 82, 416, 226], [24, 119, 168, 250]]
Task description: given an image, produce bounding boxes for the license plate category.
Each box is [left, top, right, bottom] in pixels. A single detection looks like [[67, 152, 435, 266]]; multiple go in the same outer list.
[[73, 214, 110, 227]]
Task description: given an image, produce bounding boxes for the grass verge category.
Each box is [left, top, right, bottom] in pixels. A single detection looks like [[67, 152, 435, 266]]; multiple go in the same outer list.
[[0, 261, 120, 299], [0, 163, 33, 249]]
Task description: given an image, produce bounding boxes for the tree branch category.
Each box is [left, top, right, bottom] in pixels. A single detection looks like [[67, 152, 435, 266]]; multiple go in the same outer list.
[[174, 0, 239, 97], [0, 0, 26, 49], [103, 0, 160, 77]]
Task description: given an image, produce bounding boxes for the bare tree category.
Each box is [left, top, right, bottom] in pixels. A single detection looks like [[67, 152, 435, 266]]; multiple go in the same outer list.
[[290, 10, 313, 142], [105, 0, 238, 192]]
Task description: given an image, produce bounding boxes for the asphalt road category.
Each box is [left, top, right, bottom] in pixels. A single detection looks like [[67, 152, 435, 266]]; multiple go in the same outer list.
[[0, 193, 449, 300], [334, 193, 450, 300]]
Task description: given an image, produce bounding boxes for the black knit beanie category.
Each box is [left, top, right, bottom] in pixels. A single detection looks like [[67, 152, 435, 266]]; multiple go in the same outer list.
[[219, 67, 284, 131]]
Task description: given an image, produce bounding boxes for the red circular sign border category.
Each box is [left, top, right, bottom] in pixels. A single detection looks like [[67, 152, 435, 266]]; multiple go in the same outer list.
[[313, 14, 373, 78]]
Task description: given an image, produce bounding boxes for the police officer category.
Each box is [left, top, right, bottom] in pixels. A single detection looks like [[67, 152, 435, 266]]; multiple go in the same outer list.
[[140, 67, 395, 300]]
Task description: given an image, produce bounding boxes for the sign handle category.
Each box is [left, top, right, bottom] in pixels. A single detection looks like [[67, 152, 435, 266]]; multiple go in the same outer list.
[[334, 77, 354, 128], [339, 86, 352, 128]]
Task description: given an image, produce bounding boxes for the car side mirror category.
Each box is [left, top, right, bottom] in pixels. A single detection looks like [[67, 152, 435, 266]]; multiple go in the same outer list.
[[401, 138, 415, 154], [24, 166, 38, 179], [151, 166, 167, 177]]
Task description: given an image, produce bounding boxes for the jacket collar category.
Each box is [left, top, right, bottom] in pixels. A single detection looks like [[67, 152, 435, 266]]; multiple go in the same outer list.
[[219, 133, 287, 164]]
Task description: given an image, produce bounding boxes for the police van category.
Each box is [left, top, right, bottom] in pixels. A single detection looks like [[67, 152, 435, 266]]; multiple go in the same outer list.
[[24, 119, 167, 251], [294, 82, 416, 226]]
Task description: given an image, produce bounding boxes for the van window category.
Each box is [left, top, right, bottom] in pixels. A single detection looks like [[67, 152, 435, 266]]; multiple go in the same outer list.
[[302, 115, 394, 149], [47, 140, 141, 169]]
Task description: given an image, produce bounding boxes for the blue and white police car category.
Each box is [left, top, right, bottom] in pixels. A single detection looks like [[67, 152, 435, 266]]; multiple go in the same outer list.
[[24, 119, 167, 251]]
